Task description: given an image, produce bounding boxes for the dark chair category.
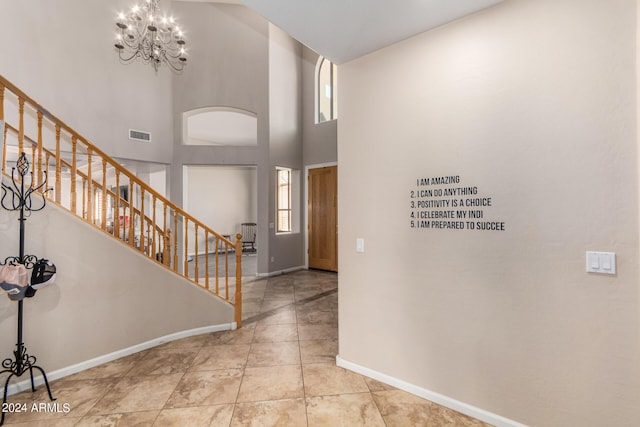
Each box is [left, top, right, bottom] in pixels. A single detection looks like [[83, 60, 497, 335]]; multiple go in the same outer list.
[[241, 223, 257, 252]]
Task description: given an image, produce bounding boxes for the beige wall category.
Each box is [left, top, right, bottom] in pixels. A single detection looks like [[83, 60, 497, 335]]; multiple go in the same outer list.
[[0, 202, 233, 375], [338, 1, 640, 426], [267, 23, 305, 272], [0, 0, 174, 163], [184, 165, 257, 244]]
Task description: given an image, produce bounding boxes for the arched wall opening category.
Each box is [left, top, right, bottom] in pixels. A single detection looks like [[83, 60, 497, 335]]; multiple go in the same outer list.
[[183, 107, 258, 146]]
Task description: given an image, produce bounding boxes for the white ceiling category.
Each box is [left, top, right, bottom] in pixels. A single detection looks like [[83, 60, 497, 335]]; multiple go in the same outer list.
[[180, 0, 504, 64], [238, 0, 504, 64]]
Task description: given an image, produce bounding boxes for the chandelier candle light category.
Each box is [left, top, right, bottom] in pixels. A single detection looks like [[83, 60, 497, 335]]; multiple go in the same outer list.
[[114, 0, 187, 72]]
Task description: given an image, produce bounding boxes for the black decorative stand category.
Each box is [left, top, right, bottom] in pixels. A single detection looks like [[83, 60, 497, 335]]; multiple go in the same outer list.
[[0, 153, 55, 426]]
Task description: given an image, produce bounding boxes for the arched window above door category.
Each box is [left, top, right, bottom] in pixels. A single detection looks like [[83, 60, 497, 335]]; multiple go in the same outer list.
[[315, 57, 338, 124]]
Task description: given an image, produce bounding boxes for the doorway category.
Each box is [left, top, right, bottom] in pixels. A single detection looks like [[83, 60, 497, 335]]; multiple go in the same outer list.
[[308, 165, 338, 272]]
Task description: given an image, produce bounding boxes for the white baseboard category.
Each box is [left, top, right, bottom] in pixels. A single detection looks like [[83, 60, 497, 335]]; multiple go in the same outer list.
[[6, 322, 235, 396], [257, 265, 305, 278], [336, 355, 528, 427]]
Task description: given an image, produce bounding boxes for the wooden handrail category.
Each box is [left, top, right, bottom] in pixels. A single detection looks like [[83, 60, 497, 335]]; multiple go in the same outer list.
[[0, 74, 242, 326]]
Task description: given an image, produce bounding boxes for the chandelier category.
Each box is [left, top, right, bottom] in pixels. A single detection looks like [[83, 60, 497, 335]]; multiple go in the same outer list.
[[114, 0, 187, 72]]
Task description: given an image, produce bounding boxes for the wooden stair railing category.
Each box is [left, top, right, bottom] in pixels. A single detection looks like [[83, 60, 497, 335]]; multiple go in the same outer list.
[[0, 75, 243, 327]]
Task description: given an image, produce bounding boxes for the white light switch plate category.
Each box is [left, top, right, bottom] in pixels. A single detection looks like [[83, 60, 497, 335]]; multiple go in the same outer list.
[[586, 251, 616, 275], [356, 238, 365, 253]]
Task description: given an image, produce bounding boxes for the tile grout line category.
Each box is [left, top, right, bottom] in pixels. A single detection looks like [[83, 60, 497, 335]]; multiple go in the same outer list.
[[293, 278, 311, 427], [242, 288, 338, 325], [228, 274, 271, 426]]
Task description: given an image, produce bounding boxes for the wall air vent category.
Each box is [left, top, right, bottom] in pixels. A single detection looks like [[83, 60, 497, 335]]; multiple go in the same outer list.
[[129, 129, 151, 142]]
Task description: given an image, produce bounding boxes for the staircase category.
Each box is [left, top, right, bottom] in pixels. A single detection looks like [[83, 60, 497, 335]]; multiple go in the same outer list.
[[0, 75, 243, 327]]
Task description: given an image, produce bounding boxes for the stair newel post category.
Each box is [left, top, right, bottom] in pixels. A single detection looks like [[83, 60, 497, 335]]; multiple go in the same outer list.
[[0, 152, 55, 426], [234, 233, 243, 328]]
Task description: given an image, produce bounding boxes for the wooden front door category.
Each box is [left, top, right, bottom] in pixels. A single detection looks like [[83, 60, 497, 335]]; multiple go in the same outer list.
[[308, 166, 338, 272]]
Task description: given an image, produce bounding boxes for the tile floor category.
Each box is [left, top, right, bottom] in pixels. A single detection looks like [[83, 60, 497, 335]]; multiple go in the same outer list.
[[2, 270, 491, 426]]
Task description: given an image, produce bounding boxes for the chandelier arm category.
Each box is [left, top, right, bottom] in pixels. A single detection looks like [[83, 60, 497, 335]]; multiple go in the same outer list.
[[158, 51, 185, 72], [117, 49, 143, 64], [114, 0, 187, 72]]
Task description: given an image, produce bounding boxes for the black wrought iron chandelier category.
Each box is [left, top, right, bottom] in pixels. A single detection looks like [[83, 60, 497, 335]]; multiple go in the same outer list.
[[114, 0, 187, 72]]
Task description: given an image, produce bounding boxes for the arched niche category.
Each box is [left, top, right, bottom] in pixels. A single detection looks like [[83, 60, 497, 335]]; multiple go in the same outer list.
[[183, 107, 258, 146]]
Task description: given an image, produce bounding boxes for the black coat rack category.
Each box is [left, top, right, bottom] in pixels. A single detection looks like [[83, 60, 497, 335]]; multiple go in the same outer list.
[[0, 152, 55, 426]]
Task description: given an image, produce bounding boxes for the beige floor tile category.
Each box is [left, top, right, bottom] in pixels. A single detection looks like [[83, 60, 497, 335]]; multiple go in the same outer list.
[[262, 293, 294, 301], [76, 410, 159, 426], [371, 389, 433, 426], [63, 354, 140, 381], [154, 404, 234, 427], [302, 364, 369, 397], [8, 271, 489, 427], [293, 288, 325, 301], [237, 366, 303, 402], [152, 334, 211, 351], [260, 299, 294, 313], [296, 298, 336, 313], [306, 393, 386, 427], [242, 302, 262, 313], [2, 418, 82, 426], [246, 341, 301, 367], [298, 324, 338, 341], [256, 309, 297, 326], [231, 399, 306, 427], [263, 293, 295, 303], [296, 310, 338, 325], [264, 286, 294, 295], [202, 328, 255, 346], [252, 324, 298, 343], [363, 377, 397, 392], [299, 339, 337, 365], [87, 374, 183, 415], [427, 405, 493, 427], [3, 378, 116, 423], [372, 389, 492, 427], [238, 320, 257, 330], [242, 295, 265, 305], [265, 279, 293, 289], [242, 312, 261, 322], [243, 279, 267, 291], [126, 348, 200, 376], [191, 345, 251, 371], [164, 370, 243, 407]]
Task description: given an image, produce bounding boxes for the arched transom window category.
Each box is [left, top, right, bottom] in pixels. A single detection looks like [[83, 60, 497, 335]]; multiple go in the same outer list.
[[316, 56, 338, 123]]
